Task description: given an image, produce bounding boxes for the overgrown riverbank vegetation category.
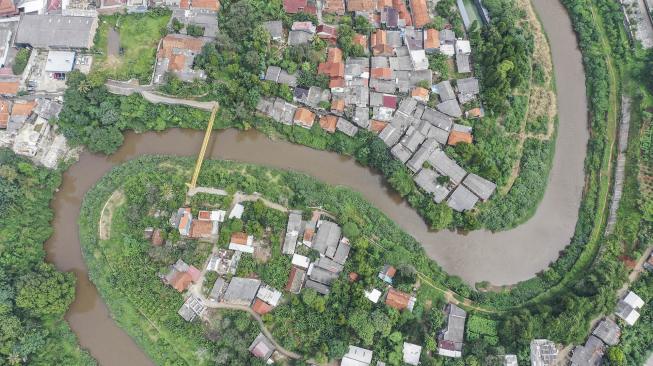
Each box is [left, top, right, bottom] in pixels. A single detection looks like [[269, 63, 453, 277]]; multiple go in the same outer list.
[[0, 150, 94, 365]]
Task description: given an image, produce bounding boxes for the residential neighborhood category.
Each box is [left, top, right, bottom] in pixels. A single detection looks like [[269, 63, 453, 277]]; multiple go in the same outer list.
[[256, 0, 496, 212]]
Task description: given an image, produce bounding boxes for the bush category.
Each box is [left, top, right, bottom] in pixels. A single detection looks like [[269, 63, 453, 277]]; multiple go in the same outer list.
[[12, 48, 30, 75]]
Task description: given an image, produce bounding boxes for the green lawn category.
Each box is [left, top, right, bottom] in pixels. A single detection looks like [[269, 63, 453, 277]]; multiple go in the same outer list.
[[93, 9, 171, 84]]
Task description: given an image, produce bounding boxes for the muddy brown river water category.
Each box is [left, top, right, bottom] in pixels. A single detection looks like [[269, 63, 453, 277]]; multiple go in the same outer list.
[[44, 0, 589, 364]]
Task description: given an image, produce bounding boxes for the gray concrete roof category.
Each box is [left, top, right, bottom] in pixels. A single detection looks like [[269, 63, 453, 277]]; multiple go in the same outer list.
[[389, 56, 413, 71], [263, 20, 283, 40], [277, 70, 298, 87], [391, 143, 413, 163], [435, 80, 456, 101], [400, 126, 426, 152], [379, 124, 401, 147], [440, 29, 455, 43], [371, 56, 390, 68], [283, 211, 303, 255], [440, 304, 467, 351], [422, 107, 453, 131], [313, 220, 341, 255], [398, 98, 418, 115], [457, 77, 480, 95], [570, 335, 604, 366], [288, 30, 313, 45], [353, 106, 370, 128], [370, 78, 397, 94], [209, 277, 227, 301], [305, 278, 331, 295], [455, 53, 471, 73], [437, 100, 463, 118], [447, 185, 478, 212], [16, 14, 97, 49], [592, 318, 620, 346], [407, 138, 438, 172], [413, 168, 451, 203], [427, 126, 450, 145], [337, 117, 359, 136], [462, 173, 496, 201], [428, 149, 466, 183], [223, 277, 261, 306]]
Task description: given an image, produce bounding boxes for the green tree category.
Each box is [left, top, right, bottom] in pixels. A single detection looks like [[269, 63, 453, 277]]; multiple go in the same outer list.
[[16, 264, 75, 319]]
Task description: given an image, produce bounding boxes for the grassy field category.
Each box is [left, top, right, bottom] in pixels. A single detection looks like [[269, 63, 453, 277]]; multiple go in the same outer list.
[[92, 10, 171, 84]]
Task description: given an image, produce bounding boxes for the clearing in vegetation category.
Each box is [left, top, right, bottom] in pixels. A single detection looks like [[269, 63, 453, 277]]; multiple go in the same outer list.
[[92, 9, 171, 84]]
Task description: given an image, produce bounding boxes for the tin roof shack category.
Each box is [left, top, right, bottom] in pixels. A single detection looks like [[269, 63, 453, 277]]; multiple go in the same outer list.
[[178, 296, 205, 322], [592, 318, 621, 346], [462, 173, 496, 201], [378, 264, 396, 283], [154, 34, 206, 84], [249, 333, 276, 361], [341, 345, 373, 366], [403, 342, 422, 366], [223, 277, 261, 306], [385, 288, 416, 311], [570, 336, 604, 366], [530, 339, 558, 366], [208, 277, 227, 301], [434, 80, 456, 101], [615, 290, 645, 325], [15, 15, 97, 49], [285, 266, 307, 293], [336, 117, 359, 136], [263, 20, 284, 41], [283, 210, 303, 254], [437, 304, 466, 358], [257, 97, 298, 125], [265, 66, 298, 87]]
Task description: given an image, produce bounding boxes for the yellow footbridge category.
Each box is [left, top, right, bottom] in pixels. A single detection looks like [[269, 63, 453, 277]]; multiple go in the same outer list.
[[188, 103, 219, 191]]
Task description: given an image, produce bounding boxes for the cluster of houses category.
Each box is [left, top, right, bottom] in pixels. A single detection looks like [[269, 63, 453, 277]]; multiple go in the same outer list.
[[527, 289, 646, 366], [256, 0, 496, 212], [282, 210, 351, 295], [0, 10, 95, 169]]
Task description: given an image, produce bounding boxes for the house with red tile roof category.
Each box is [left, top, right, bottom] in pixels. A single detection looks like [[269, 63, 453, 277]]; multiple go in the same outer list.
[[385, 288, 416, 311], [0, 80, 19, 96], [283, 0, 316, 14], [322, 0, 344, 14], [154, 34, 207, 84], [319, 115, 338, 133], [447, 130, 473, 145], [0, 99, 10, 129], [410, 0, 431, 28], [294, 107, 316, 128]]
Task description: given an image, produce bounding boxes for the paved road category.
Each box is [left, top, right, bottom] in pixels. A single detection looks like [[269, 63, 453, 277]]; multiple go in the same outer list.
[[105, 80, 217, 111]]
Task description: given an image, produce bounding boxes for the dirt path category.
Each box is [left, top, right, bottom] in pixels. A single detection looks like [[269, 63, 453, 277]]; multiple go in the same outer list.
[[232, 192, 289, 213], [98, 190, 125, 240]]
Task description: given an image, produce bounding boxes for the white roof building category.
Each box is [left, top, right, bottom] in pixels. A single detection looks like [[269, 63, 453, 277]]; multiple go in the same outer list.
[[364, 288, 382, 303], [455, 39, 471, 55], [256, 285, 282, 307], [291, 254, 310, 269], [341, 345, 373, 366], [403, 342, 422, 366], [45, 51, 75, 73], [440, 43, 455, 57], [228, 203, 244, 219], [623, 291, 645, 309]]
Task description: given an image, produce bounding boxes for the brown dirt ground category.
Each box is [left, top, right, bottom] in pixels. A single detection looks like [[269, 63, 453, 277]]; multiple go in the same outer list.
[[98, 190, 125, 240]]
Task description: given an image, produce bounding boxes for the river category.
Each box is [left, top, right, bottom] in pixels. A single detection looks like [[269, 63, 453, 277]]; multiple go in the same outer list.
[[44, 0, 588, 364]]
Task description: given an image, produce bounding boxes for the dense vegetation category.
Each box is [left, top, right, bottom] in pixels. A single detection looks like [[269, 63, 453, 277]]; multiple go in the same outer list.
[[0, 150, 93, 365], [12, 48, 30, 76], [80, 156, 485, 364]]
